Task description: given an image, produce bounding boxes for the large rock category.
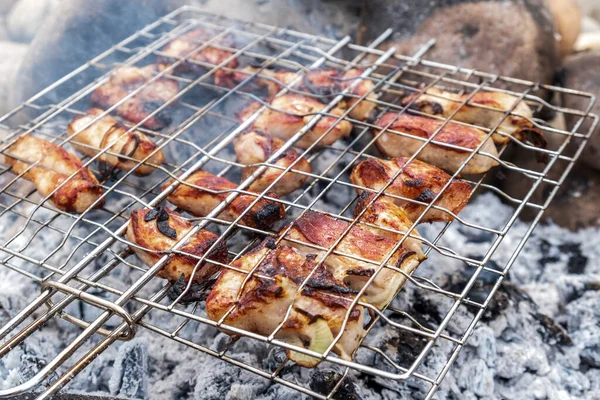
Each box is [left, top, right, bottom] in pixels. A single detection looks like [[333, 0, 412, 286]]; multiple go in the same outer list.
[[562, 51, 600, 171], [361, 0, 559, 88], [9, 0, 184, 109], [6, 0, 53, 43], [549, 0, 582, 59]]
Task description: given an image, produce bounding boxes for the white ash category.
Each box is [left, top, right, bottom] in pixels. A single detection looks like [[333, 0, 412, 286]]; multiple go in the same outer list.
[[1, 184, 600, 400]]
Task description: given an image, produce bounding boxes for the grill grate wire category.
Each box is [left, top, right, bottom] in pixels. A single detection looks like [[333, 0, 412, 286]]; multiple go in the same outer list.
[[0, 6, 597, 399]]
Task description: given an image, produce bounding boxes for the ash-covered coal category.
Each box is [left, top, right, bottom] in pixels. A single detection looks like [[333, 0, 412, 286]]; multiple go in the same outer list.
[[1, 187, 600, 400]]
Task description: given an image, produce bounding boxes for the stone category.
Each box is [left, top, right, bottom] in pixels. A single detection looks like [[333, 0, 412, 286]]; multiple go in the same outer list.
[[6, 0, 53, 43], [361, 0, 558, 88], [549, 0, 582, 59], [0, 41, 28, 115], [562, 51, 600, 171], [10, 0, 185, 107]]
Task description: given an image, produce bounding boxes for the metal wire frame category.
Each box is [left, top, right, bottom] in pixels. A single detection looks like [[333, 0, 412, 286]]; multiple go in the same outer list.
[[0, 5, 597, 400]]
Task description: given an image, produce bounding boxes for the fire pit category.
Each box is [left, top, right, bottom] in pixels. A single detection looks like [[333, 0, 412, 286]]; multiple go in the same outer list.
[[0, 5, 598, 400]]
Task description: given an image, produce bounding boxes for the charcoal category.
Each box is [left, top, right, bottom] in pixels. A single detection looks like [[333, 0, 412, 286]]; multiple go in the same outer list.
[[108, 341, 148, 399]]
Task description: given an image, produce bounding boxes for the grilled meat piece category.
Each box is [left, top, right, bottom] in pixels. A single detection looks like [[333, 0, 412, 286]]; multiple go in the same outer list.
[[402, 87, 546, 147], [373, 112, 499, 174], [219, 67, 376, 121], [213, 65, 297, 96], [157, 28, 239, 79], [67, 109, 165, 176], [163, 170, 285, 230], [234, 130, 312, 196], [350, 157, 472, 223], [91, 65, 179, 130], [3, 135, 103, 213], [206, 238, 366, 366], [238, 94, 352, 149], [283, 196, 425, 309], [126, 207, 228, 282]]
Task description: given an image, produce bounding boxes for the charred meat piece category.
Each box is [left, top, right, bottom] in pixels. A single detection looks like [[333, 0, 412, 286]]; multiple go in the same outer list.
[[219, 66, 376, 121], [234, 130, 312, 196], [91, 65, 179, 130], [163, 170, 285, 230], [67, 109, 165, 176], [238, 94, 352, 149], [283, 196, 425, 309], [127, 207, 228, 282], [158, 28, 239, 79], [373, 112, 499, 174], [402, 87, 546, 147], [206, 238, 366, 366], [3, 135, 104, 213], [350, 157, 472, 223]]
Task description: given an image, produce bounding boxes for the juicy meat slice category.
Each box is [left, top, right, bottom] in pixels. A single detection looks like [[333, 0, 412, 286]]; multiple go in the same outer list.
[[234, 130, 312, 196], [67, 109, 165, 176], [402, 87, 546, 147], [157, 28, 239, 78], [350, 157, 472, 223], [91, 65, 179, 130], [237, 94, 353, 149], [126, 207, 228, 282], [218, 66, 376, 121], [3, 134, 104, 213], [163, 170, 285, 230], [373, 112, 499, 174], [206, 238, 365, 366], [282, 196, 425, 309]]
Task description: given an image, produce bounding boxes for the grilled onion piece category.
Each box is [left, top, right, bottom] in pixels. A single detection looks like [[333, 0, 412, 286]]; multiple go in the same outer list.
[[157, 28, 239, 79], [91, 65, 179, 130], [67, 109, 165, 176], [283, 196, 425, 309], [350, 157, 472, 223], [163, 170, 285, 230], [237, 94, 352, 149], [402, 87, 546, 146], [219, 67, 376, 121], [234, 130, 311, 196], [206, 238, 366, 366], [373, 112, 499, 174], [127, 207, 228, 282], [3, 135, 103, 213]]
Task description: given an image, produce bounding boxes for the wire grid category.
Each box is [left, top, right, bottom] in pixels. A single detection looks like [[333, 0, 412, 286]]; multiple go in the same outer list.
[[0, 5, 597, 400]]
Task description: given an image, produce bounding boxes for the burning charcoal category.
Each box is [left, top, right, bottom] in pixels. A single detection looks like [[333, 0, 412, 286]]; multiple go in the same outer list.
[[558, 243, 588, 275], [533, 313, 573, 346], [309, 370, 360, 400], [384, 330, 429, 368], [108, 341, 148, 399], [167, 274, 216, 304], [566, 292, 600, 368]]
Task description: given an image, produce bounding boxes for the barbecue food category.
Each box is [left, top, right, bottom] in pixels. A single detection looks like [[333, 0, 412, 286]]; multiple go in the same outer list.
[[126, 206, 228, 282], [163, 170, 285, 230], [157, 28, 239, 79], [373, 112, 499, 174], [350, 157, 472, 223], [219, 67, 376, 121], [67, 109, 165, 176], [402, 88, 546, 147], [234, 130, 312, 196], [2, 134, 104, 213], [238, 94, 352, 149], [283, 195, 425, 309], [91, 65, 179, 130], [206, 238, 366, 367]]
